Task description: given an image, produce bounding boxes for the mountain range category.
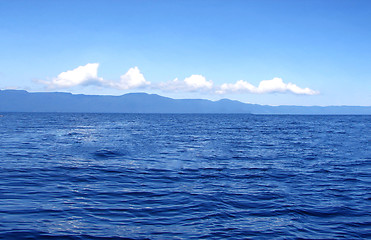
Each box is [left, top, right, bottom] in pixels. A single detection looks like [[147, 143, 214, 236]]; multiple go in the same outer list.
[[0, 89, 370, 114]]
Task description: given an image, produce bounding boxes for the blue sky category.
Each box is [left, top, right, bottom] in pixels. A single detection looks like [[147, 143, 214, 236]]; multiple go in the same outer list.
[[0, 0, 370, 106]]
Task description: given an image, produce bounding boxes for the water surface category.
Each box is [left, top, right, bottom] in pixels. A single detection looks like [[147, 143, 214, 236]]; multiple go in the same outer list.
[[0, 113, 370, 239]]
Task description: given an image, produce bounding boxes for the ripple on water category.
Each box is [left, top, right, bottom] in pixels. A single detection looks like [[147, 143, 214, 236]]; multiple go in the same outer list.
[[0, 113, 370, 239]]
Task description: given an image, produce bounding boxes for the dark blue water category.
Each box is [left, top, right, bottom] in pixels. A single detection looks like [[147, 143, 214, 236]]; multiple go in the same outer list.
[[0, 113, 370, 239]]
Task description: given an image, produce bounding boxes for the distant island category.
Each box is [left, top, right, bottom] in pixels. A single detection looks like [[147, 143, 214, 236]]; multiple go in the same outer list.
[[0, 89, 370, 114]]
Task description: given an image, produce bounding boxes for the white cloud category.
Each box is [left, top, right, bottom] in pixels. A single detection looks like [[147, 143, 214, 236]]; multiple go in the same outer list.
[[184, 75, 213, 90], [40, 64, 318, 95], [42, 63, 104, 89], [3, 86, 21, 90], [158, 74, 213, 92], [216, 77, 318, 95], [106, 67, 150, 90], [40, 64, 150, 90], [285, 82, 318, 95], [217, 80, 256, 94]]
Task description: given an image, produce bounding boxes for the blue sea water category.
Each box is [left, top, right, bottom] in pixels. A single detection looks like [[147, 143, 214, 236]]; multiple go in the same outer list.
[[0, 113, 370, 239]]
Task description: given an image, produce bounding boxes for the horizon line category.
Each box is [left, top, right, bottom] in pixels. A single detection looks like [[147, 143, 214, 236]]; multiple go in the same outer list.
[[1, 89, 371, 108]]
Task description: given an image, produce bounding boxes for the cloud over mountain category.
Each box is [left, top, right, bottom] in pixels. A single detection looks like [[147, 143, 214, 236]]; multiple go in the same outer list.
[[217, 78, 318, 95], [105, 67, 150, 90], [40, 64, 149, 90], [41, 63, 104, 89], [40, 63, 318, 95], [158, 75, 213, 92]]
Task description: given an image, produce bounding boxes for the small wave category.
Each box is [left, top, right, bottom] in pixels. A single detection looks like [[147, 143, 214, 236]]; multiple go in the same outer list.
[[0, 231, 143, 240], [93, 149, 125, 159]]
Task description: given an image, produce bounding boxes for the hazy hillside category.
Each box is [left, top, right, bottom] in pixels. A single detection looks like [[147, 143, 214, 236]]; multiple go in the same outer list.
[[0, 90, 370, 114]]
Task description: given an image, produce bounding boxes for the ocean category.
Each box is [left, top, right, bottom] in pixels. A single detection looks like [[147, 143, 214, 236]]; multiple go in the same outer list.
[[0, 113, 370, 239]]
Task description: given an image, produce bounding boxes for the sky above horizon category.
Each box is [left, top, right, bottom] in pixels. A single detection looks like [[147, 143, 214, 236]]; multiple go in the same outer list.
[[0, 0, 370, 106]]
